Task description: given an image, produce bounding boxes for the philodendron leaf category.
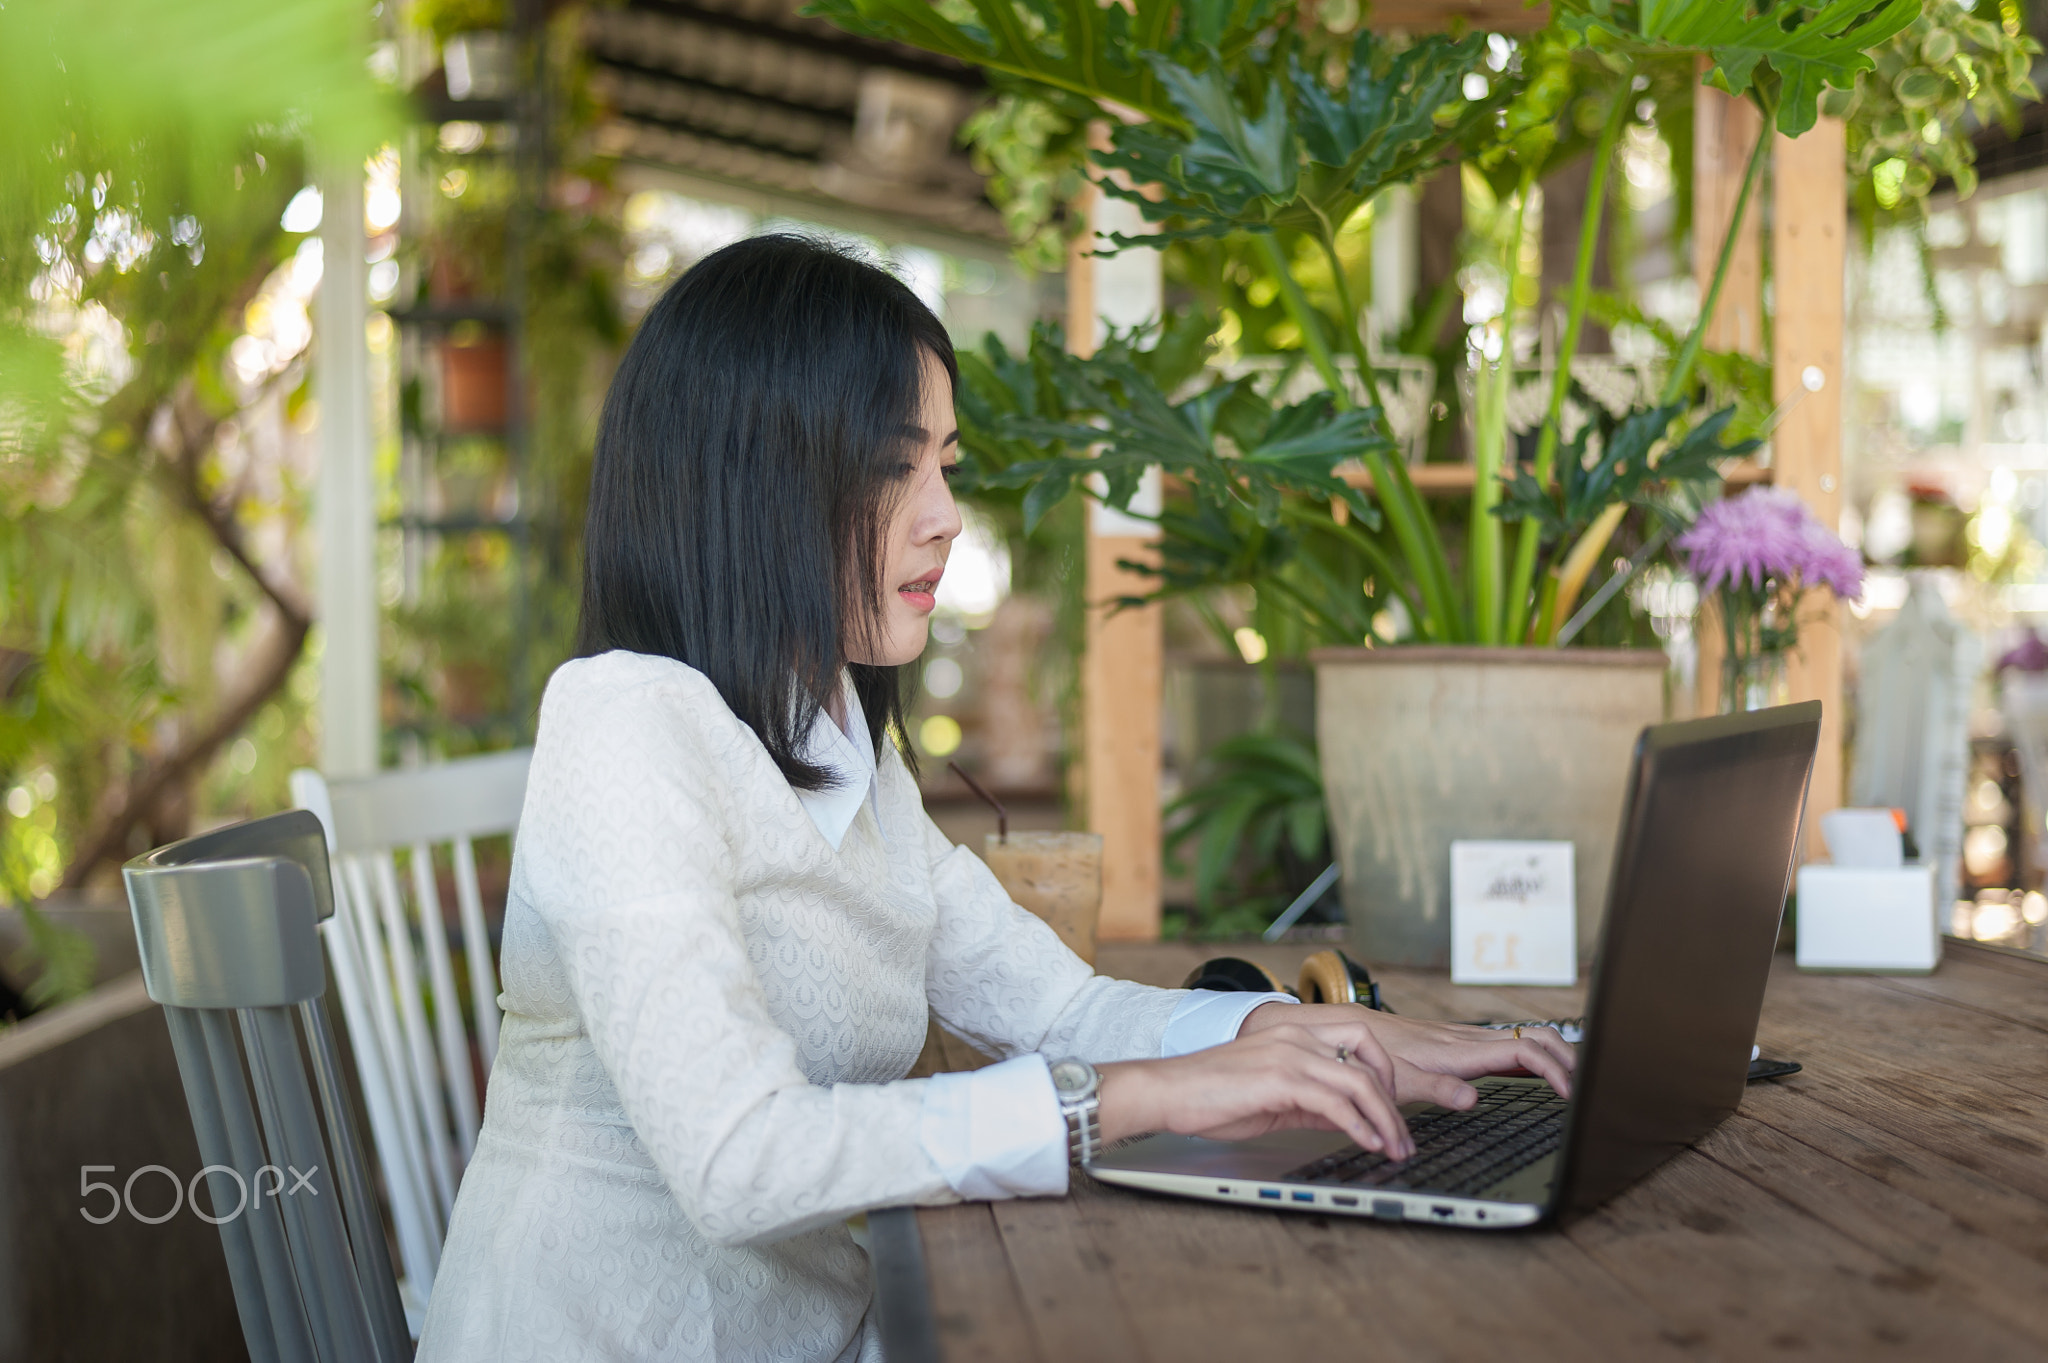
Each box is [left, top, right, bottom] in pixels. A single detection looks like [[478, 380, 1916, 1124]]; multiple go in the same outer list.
[[1555, 0, 1922, 135], [1493, 395, 1761, 542], [1290, 30, 1488, 182], [1021, 466, 1079, 534], [1096, 30, 1505, 245], [1153, 55, 1298, 198]]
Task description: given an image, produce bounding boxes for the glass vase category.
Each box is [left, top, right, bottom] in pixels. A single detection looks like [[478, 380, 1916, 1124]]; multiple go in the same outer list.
[[1717, 586, 1793, 713]]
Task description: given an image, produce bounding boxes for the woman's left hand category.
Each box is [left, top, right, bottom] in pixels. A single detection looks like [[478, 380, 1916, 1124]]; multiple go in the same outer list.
[[1236, 1002, 1575, 1111]]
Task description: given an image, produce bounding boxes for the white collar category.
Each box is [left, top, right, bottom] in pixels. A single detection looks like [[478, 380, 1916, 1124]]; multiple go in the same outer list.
[[793, 673, 884, 850]]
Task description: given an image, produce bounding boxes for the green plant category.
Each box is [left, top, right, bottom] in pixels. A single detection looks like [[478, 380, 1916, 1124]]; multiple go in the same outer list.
[[1825, 0, 2041, 227], [0, 0, 389, 1006], [824, 0, 1921, 657], [1164, 729, 1325, 924]]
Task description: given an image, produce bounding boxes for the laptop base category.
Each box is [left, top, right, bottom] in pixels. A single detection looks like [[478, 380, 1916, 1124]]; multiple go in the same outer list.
[[1087, 1097, 1557, 1231]]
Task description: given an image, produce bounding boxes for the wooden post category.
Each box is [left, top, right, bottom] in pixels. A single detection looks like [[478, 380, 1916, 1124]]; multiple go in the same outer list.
[[1691, 80, 1765, 717], [1071, 167, 1165, 942], [1773, 117, 1849, 862], [317, 159, 381, 778]]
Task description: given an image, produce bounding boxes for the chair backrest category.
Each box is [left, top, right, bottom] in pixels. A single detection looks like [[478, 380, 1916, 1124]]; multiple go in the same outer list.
[[288, 747, 530, 1309], [123, 810, 412, 1363]]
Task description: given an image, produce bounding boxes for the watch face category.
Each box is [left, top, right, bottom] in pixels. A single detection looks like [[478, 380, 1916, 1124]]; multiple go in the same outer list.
[[1050, 1060, 1094, 1096]]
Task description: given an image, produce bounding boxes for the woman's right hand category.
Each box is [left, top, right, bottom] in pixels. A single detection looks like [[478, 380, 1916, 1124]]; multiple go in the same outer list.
[[1094, 1018, 1422, 1161]]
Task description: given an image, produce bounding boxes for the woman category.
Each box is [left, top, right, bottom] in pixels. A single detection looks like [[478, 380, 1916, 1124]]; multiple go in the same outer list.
[[418, 236, 1572, 1362]]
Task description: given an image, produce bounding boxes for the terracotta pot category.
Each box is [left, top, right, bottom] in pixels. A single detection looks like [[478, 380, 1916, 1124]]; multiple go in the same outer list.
[[1313, 646, 1668, 969], [441, 335, 508, 433]]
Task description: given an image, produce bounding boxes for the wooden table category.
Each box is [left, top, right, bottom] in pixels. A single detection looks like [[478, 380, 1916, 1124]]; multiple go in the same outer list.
[[875, 939, 2048, 1362]]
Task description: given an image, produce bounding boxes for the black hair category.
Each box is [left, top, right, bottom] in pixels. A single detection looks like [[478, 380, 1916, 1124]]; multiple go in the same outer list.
[[575, 234, 957, 790]]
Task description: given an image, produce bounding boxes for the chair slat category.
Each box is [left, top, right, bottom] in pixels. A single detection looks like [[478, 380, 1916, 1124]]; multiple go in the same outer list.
[[451, 834, 503, 1069], [196, 1007, 320, 1363], [368, 852, 458, 1217], [409, 842, 480, 1163], [239, 1005, 382, 1363], [340, 856, 445, 1254], [315, 904, 440, 1298]]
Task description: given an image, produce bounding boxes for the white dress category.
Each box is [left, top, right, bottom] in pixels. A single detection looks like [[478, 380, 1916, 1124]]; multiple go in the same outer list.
[[416, 651, 1280, 1362]]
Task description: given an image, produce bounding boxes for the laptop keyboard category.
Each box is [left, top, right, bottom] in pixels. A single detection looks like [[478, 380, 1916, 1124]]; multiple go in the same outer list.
[[1282, 1079, 1567, 1197]]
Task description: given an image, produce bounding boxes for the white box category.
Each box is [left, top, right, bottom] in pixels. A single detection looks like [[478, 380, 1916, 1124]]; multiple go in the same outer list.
[[1450, 841, 1577, 986], [1795, 864, 1940, 973]]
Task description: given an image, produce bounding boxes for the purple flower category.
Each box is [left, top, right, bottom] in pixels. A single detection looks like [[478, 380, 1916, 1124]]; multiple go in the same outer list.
[[1998, 631, 2048, 674], [1677, 487, 1865, 603]]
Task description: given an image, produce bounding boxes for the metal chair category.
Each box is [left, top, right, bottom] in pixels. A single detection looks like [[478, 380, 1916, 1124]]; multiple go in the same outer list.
[[123, 809, 411, 1363], [289, 747, 530, 1310]]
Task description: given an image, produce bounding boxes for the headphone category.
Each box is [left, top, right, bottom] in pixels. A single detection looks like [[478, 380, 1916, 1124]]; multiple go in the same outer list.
[[1180, 949, 1390, 1012]]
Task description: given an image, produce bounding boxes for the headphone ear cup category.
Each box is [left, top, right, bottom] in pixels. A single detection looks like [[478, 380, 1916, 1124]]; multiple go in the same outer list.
[[1182, 957, 1292, 995], [1296, 950, 1355, 1005], [1339, 950, 1389, 1011]]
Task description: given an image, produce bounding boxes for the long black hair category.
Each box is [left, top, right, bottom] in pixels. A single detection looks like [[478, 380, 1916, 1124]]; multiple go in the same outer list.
[[576, 234, 956, 790]]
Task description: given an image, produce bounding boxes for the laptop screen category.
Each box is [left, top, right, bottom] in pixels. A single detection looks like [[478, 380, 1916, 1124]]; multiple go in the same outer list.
[[1557, 702, 1821, 1218]]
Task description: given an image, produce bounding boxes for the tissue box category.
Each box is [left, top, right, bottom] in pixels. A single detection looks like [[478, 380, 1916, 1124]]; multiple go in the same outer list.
[[1795, 864, 1940, 973]]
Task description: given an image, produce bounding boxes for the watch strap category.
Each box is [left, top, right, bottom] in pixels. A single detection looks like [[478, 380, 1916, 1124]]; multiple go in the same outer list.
[[1063, 1094, 1100, 1166]]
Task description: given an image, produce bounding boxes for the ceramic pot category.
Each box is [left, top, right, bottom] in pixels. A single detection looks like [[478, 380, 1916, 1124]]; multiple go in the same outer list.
[[1313, 646, 1668, 969]]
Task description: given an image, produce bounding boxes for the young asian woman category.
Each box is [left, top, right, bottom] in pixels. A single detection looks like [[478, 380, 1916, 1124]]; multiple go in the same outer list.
[[415, 235, 1573, 1363]]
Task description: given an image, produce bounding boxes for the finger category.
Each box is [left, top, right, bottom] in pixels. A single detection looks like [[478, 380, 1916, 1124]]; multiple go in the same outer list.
[[1512, 1040, 1573, 1097], [1505, 1025, 1576, 1073], [1278, 1080, 1389, 1155], [1304, 1054, 1413, 1159], [1297, 1021, 1398, 1096], [1395, 1058, 1476, 1111]]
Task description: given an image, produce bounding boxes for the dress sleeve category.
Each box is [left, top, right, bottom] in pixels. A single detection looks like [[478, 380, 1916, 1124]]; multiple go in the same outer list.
[[515, 662, 963, 1249], [913, 798, 1187, 1064]]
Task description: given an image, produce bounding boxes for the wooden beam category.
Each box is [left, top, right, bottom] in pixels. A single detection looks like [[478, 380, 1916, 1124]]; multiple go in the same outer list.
[[1772, 117, 1849, 863], [1691, 79, 1765, 717], [1071, 165, 1165, 942]]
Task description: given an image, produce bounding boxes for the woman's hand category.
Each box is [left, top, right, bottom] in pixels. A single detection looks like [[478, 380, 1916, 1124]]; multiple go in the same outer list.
[[1236, 1002, 1575, 1112], [1095, 1016, 1427, 1160]]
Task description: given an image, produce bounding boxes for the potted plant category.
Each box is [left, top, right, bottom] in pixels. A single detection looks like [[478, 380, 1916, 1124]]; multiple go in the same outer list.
[[817, 0, 1925, 962]]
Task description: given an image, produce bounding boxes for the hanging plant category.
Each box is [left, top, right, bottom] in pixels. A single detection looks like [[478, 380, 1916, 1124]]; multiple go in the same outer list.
[[1823, 0, 2041, 226]]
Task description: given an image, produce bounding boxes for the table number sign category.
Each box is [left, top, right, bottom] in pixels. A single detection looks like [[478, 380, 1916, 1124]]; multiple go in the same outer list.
[[1450, 840, 1577, 986]]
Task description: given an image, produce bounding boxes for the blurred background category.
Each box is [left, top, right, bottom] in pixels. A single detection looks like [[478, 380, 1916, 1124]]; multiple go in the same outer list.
[[8, 0, 2048, 1020]]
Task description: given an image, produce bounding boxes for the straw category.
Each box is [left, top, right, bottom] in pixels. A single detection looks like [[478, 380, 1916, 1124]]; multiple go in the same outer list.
[[947, 761, 1008, 842]]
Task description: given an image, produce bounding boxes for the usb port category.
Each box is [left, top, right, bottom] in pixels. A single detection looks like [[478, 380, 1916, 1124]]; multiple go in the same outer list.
[[1432, 1205, 1455, 1217], [1332, 1194, 1359, 1207], [1259, 1188, 1282, 1200], [1292, 1191, 1316, 1203]]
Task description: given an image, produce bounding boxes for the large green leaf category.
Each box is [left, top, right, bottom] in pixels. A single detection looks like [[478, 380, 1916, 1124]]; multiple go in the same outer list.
[[1165, 729, 1326, 909], [1495, 397, 1760, 542], [1092, 31, 1510, 245], [1554, 0, 1922, 134]]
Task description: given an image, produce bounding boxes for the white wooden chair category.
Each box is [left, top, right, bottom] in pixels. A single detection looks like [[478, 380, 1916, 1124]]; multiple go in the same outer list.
[[289, 748, 531, 1327]]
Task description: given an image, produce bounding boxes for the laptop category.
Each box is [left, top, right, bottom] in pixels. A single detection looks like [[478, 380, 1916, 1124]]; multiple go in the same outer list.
[[1089, 702, 1822, 1229]]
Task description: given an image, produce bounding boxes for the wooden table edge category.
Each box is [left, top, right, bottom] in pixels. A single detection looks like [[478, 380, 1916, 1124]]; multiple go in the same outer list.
[[871, 1206, 942, 1363]]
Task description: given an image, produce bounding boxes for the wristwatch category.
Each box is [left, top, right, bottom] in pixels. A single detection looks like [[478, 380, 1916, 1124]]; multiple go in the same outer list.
[[1049, 1058, 1101, 1166]]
